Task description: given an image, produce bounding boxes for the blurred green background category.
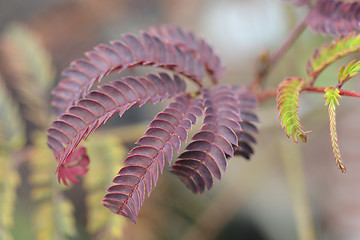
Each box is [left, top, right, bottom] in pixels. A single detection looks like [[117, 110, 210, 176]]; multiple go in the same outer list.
[[1, 0, 360, 239]]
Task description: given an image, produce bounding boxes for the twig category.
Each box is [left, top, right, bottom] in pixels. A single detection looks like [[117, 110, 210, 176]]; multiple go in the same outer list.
[[303, 86, 360, 98], [256, 88, 277, 102], [250, 12, 309, 93]]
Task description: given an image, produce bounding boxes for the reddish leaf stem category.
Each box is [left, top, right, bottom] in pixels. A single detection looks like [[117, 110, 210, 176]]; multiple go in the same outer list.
[[257, 88, 277, 102], [256, 86, 360, 102], [303, 86, 360, 98]]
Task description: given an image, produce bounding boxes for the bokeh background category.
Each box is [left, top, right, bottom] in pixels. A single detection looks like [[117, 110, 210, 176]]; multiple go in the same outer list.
[[1, 0, 360, 239]]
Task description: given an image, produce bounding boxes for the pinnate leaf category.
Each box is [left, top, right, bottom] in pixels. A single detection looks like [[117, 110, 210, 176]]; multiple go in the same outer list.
[[277, 77, 308, 143], [102, 94, 203, 222], [51, 25, 222, 115], [307, 32, 360, 80], [232, 86, 259, 160], [47, 73, 187, 180], [171, 85, 258, 194], [338, 60, 360, 83], [323, 87, 345, 172], [306, 0, 360, 36]]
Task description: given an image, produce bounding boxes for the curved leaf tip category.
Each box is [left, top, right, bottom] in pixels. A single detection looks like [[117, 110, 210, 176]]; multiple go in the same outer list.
[[338, 60, 360, 85], [58, 146, 90, 185], [277, 77, 309, 143]]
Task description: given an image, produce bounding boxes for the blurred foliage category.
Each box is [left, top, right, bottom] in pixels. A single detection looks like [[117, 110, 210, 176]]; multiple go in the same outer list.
[[0, 152, 20, 240], [0, 23, 54, 131], [84, 135, 127, 239], [0, 22, 130, 239], [0, 74, 25, 150], [29, 133, 77, 240]]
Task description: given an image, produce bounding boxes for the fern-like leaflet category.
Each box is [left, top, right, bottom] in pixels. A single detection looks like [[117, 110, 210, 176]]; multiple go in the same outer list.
[[102, 94, 203, 222], [306, 32, 360, 80], [51, 26, 224, 116], [171, 85, 258, 193], [306, 0, 360, 36], [47, 25, 259, 223], [47, 73, 186, 178], [149, 25, 226, 82], [233, 86, 259, 159], [277, 77, 308, 143], [324, 87, 345, 172], [338, 59, 360, 87]]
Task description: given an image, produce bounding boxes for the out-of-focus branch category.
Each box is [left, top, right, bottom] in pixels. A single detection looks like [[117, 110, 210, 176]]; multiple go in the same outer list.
[[250, 12, 309, 94]]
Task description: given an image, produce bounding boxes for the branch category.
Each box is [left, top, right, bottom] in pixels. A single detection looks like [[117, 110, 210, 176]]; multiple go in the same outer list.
[[256, 88, 277, 102], [250, 12, 309, 92], [303, 86, 360, 98]]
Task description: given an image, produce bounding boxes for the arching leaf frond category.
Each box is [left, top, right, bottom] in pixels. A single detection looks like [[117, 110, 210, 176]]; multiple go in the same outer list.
[[171, 85, 258, 194], [51, 25, 224, 115], [102, 94, 203, 222], [306, 0, 360, 36], [149, 25, 226, 81], [232, 86, 259, 160], [47, 72, 187, 179]]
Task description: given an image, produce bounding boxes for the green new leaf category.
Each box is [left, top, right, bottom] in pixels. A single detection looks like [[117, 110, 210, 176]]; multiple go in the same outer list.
[[323, 87, 346, 172], [338, 59, 360, 83], [277, 77, 309, 143], [307, 32, 360, 80]]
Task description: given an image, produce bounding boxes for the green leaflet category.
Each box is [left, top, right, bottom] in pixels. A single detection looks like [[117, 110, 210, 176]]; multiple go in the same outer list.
[[307, 32, 360, 80], [338, 60, 360, 83], [277, 77, 308, 143], [324, 87, 341, 106], [323, 87, 345, 172]]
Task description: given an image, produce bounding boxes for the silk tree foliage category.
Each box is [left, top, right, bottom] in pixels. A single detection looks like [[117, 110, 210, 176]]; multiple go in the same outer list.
[[47, 25, 258, 222], [44, 0, 360, 226]]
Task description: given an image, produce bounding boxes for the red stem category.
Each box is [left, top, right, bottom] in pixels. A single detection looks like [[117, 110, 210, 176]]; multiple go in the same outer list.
[[257, 86, 360, 103], [303, 86, 360, 98]]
